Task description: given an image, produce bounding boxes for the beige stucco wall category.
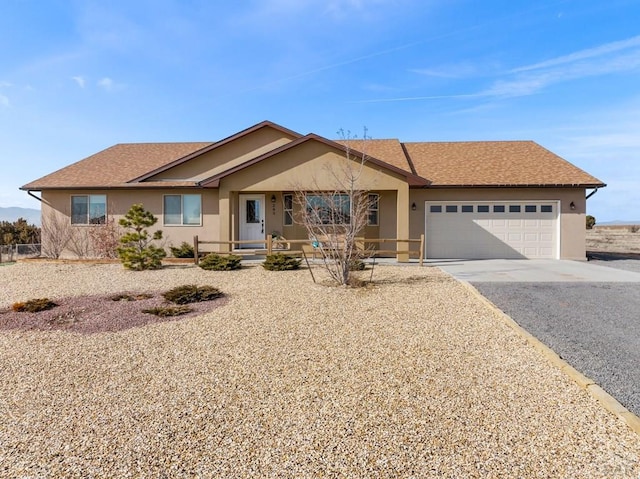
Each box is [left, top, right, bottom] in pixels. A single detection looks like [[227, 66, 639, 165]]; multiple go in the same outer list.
[[408, 187, 588, 260], [150, 127, 297, 182], [40, 189, 219, 258], [215, 140, 411, 256]]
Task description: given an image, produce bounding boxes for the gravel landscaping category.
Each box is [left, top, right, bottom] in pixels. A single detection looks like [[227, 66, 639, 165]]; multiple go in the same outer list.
[[1, 262, 639, 477]]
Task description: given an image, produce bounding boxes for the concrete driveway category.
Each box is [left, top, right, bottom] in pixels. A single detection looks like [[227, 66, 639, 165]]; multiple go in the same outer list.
[[432, 258, 640, 282], [433, 258, 640, 418]]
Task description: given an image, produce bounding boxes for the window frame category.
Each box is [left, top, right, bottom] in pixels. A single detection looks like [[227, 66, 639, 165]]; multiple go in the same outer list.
[[283, 193, 293, 226], [71, 194, 107, 225], [367, 193, 379, 226], [305, 193, 351, 225], [163, 194, 202, 226]]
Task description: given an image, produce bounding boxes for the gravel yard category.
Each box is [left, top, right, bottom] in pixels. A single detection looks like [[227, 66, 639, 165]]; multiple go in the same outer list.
[[1, 262, 639, 478]]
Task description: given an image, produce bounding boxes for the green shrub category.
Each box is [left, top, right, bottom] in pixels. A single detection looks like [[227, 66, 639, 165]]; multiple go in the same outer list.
[[262, 253, 301, 271], [117, 204, 166, 270], [169, 241, 195, 258], [109, 293, 153, 301], [142, 305, 193, 317], [12, 298, 58, 313], [586, 215, 596, 230], [349, 258, 366, 271], [199, 253, 242, 271], [162, 285, 224, 304]]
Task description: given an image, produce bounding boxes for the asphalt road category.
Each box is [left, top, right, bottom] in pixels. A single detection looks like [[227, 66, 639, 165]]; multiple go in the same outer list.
[[472, 280, 640, 417]]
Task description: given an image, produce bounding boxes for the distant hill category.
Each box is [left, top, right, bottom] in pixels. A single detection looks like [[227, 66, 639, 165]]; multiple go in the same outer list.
[[597, 220, 640, 226], [0, 206, 41, 226]]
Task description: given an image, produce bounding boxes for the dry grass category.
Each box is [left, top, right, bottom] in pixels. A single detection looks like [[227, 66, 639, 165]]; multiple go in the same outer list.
[[587, 227, 640, 254]]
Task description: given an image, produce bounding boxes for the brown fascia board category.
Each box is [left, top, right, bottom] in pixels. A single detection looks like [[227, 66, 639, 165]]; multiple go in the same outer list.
[[198, 133, 430, 188], [20, 184, 203, 191], [427, 182, 607, 188], [129, 121, 304, 183]]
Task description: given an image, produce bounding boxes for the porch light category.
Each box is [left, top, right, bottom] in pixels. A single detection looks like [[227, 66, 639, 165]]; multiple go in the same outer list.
[[411, 202, 417, 211], [570, 201, 575, 210], [271, 194, 276, 203]]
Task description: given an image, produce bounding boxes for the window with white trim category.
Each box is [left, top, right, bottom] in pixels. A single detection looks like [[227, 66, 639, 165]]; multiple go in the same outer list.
[[71, 195, 106, 225], [283, 194, 293, 226], [164, 194, 202, 225], [367, 194, 379, 226]]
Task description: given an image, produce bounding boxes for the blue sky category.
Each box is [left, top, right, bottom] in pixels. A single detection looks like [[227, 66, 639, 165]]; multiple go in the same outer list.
[[1, 0, 639, 222]]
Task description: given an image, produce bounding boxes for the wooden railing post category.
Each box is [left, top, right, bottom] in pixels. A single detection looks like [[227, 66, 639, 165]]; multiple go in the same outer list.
[[266, 235, 272, 255], [193, 235, 199, 265], [419, 233, 425, 266]]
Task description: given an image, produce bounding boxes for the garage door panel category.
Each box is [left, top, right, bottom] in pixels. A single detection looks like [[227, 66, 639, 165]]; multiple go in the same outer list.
[[426, 201, 557, 259]]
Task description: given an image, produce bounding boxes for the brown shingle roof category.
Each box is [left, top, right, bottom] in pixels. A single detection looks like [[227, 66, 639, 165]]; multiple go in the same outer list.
[[21, 142, 212, 189], [403, 140, 605, 187], [21, 122, 605, 191], [334, 139, 413, 173]]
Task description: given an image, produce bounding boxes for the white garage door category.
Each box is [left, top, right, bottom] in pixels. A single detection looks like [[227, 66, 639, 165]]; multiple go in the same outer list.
[[425, 201, 558, 259]]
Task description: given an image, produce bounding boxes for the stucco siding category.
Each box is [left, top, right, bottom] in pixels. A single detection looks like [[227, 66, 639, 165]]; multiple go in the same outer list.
[[409, 187, 588, 260]]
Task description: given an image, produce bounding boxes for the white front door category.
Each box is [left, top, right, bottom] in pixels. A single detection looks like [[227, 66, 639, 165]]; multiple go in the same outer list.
[[239, 194, 265, 248]]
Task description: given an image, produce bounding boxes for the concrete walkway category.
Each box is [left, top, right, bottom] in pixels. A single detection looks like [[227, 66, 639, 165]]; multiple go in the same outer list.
[[430, 258, 640, 282]]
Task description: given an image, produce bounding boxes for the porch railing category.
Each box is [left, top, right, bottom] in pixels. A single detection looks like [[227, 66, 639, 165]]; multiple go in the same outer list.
[[193, 234, 424, 266]]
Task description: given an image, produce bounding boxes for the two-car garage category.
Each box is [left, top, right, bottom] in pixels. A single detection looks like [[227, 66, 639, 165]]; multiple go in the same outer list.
[[425, 201, 559, 259]]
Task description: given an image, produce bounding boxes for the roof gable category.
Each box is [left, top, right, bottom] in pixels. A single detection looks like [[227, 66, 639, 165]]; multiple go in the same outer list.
[[199, 134, 430, 188], [131, 120, 302, 183]]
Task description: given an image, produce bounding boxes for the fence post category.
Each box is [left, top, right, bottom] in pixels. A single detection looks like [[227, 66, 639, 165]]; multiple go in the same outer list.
[[419, 233, 425, 266], [193, 235, 199, 265], [266, 234, 272, 255]]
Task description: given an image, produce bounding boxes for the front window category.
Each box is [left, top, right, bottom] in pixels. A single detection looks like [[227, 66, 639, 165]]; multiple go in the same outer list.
[[164, 194, 201, 225], [71, 195, 106, 225], [306, 194, 350, 225]]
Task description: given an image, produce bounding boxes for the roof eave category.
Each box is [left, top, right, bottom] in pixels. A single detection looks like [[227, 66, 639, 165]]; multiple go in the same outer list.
[[426, 182, 607, 188]]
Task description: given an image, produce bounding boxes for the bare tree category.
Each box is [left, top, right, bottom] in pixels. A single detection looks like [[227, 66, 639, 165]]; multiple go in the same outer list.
[[294, 129, 377, 286], [87, 217, 122, 258], [40, 208, 73, 259], [66, 228, 92, 259]]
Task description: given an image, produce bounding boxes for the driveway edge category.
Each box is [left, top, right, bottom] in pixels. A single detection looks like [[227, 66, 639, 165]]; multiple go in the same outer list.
[[457, 279, 640, 437]]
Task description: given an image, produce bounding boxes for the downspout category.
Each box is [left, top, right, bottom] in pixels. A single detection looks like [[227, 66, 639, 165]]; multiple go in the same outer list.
[[586, 187, 599, 200], [27, 190, 43, 202]]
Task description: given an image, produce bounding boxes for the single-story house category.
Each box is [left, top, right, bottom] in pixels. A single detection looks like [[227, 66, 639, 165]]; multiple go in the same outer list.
[[21, 120, 605, 260]]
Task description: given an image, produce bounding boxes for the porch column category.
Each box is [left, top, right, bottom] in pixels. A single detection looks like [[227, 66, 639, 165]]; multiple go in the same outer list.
[[219, 186, 231, 253], [396, 184, 410, 262]]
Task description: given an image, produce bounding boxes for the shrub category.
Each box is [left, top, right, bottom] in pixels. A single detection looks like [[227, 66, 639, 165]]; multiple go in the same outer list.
[[162, 285, 224, 304], [262, 253, 301, 271], [12, 298, 58, 313], [199, 253, 242, 271], [169, 241, 195, 258], [142, 305, 193, 317], [109, 293, 153, 301], [117, 204, 166, 270], [586, 215, 596, 230], [349, 258, 366, 271]]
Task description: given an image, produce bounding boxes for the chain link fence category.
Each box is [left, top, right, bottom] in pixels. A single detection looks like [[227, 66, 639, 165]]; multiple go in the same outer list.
[[0, 244, 41, 263]]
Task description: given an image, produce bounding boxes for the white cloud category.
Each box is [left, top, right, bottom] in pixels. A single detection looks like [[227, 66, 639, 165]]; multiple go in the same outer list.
[[483, 35, 640, 99], [511, 35, 640, 74], [0, 94, 9, 107], [72, 76, 86, 88], [98, 77, 113, 90], [97, 77, 125, 91]]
